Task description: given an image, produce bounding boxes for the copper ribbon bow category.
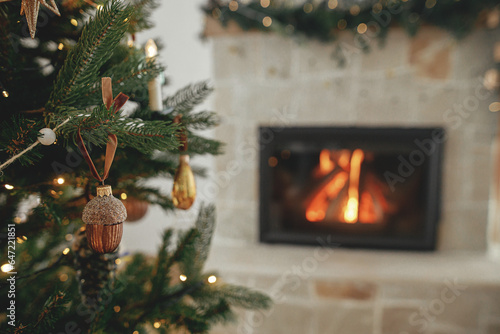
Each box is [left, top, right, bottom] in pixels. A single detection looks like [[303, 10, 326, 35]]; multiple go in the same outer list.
[[77, 78, 129, 183]]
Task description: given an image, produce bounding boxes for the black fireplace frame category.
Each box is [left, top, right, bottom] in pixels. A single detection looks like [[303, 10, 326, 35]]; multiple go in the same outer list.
[[259, 126, 444, 251]]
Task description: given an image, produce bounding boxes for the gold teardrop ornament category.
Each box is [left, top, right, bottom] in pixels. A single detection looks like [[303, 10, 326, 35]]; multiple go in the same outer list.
[[172, 155, 196, 210]]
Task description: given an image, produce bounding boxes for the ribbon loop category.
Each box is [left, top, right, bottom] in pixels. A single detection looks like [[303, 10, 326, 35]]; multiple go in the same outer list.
[[77, 77, 127, 183], [77, 130, 117, 183]]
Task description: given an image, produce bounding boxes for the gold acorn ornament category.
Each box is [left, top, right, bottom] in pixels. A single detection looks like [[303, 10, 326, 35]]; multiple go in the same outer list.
[[78, 78, 129, 253], [171, 115, 196, 210], [83, 185, 126, 253]]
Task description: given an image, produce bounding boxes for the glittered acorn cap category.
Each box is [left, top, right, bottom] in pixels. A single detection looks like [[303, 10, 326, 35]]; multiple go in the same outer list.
[[83, 185, 127, 253]]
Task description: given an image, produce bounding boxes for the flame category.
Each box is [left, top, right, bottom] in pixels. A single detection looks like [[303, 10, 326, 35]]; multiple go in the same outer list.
[[306, 172, 348, 222], [342, 149, 364, 223], [359, 191, 377, 223], [319, 149, 335, 175], [306, 148, 383, 224]]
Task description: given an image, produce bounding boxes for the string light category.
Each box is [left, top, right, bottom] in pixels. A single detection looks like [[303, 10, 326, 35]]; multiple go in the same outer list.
[[409, 13, 420, 23], [260, 0, 270, 8], [57, 43, 64, 50], [96, 4, 103, 10], [2, 90, 9, 98], [179, 274, 187, 282], [133, 331, 139, 334], [328, 0, 338, 10], [262, 16, 272, 27], [153, 322, 161, 329], [229, 0, 238, 11], [115, 258, 122, 265], [357, 23, 368, 34], [372, 3, 382, 13], [63, 248, 70, 255], [208, 275, 217, 284], [120, 193, 128, 200], [337, 19, 347, 30], [303, 3, 313, 13], [5, 184, 14, 190], [425, 0, 437, 8], [16, 237, 25, 244], [59, 273, 68, 282], [70, 19, 78, 26], [1, 264, 13, 272], [350, 5, 360, 16], [490, 102, 500, 112], [57, 177, 65, 185], [114, 306, 121, 313], [13, 217, 21, 224], [65, 234, 73, 241]]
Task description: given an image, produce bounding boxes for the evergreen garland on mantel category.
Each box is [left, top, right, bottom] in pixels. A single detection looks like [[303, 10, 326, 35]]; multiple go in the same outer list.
[[203, 0, 499, 49]]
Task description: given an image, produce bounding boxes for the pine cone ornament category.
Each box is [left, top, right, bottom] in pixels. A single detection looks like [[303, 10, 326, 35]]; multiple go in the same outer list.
[[82, 185, 126, 253], [72, 227, 118, 308]]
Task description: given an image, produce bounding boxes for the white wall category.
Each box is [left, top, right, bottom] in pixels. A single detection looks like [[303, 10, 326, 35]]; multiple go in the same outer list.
[[121, 0, 214, 254]]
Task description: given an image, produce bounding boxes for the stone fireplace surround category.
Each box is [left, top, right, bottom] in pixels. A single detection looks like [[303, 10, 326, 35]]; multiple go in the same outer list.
[[203, 20, 500, 334]]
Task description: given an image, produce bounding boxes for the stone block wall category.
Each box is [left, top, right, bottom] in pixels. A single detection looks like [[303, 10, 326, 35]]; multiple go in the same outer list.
[[204, 24, 500, 334], [207, 27, 499, 251]]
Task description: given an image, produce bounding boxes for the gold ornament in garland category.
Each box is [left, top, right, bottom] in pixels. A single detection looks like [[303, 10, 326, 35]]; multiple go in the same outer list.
[[0, 0, 62, 38], [79, 78, 129, 253], [171, 115, 196, 210]]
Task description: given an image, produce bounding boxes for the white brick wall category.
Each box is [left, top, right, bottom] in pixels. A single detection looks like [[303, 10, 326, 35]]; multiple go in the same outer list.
[[205, 27, 500, 334], [208, 27, 499, 251]]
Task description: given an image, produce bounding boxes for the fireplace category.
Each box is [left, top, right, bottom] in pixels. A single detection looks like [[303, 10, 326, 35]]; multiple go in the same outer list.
[[259, 127, 444, 251]]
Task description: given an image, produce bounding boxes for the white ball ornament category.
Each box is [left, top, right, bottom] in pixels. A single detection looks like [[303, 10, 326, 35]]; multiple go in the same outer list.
[[38, 128, 56, 146]]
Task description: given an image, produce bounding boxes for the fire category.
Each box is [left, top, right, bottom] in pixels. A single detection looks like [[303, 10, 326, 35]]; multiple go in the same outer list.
[[306, 148, 380, 224], [305, 173, 348, 222], [319, 149, 334, 175], [343, 149, 364, 223]]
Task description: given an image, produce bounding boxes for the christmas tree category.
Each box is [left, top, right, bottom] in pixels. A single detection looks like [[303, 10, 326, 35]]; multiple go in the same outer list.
[[0, 0, 271, 333]]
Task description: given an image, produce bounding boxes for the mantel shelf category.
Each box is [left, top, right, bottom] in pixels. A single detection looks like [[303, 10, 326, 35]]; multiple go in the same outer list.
[[205, 243, 500, 285]]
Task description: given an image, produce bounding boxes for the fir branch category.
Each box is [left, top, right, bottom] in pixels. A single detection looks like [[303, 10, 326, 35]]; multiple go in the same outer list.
[[7, 291, 67, 334], [127, 0, 160, 34], [0, 117, 71, 171], [46, 0, 133, 110], [185, 134, 224, 156], [200, 284, 272, 310], [194, 204, 216, 269], [182, 111, 220, 130], [164, 81, 213, 114]]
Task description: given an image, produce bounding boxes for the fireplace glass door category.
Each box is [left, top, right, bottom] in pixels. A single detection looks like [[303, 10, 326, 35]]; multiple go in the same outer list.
[[259, 127, 444, 251]]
